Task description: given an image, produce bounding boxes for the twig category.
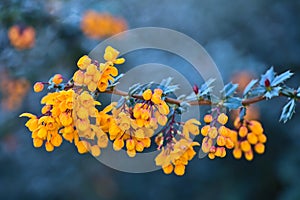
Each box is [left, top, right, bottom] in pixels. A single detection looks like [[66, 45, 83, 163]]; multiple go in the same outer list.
[[105, 88, 298, 107]]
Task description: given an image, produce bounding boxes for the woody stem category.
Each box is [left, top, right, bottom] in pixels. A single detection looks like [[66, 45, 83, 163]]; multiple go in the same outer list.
[[104, 88, 298, 107]]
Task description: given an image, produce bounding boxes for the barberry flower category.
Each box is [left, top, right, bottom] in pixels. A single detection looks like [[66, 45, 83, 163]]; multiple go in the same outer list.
[[132, 88, 170, 128], [232, 118, 267, 160], [104, 46, 125, 65], [155, 138, 199, 176], [200, 112, 235, 159], [108, 104, 154, 157], [33, 82, 44, 93], [73, 47, 123, 92], [52, 74, 63, 85]]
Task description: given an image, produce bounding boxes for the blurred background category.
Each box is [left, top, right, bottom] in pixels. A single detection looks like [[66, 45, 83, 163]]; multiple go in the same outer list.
[[0, 0, 300, 199]]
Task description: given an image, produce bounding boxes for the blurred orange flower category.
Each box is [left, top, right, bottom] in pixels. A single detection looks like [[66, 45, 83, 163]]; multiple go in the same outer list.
[[8, 25, 36, 50], [81, 10, 128, 39], [0, 71, 30, 110]]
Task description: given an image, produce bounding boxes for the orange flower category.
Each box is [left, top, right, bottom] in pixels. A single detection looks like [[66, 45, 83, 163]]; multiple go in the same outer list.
[[0, 71, 30, 110], [8, 25, 35, 50], [33, 82, 44, 92], [81, 10, 128, 39]]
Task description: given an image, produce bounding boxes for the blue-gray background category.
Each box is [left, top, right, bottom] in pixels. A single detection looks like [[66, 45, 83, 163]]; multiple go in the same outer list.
[[0, 0, 300, 199]]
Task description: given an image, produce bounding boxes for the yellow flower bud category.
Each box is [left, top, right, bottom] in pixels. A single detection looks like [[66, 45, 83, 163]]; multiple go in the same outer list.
[[135, 141, 144, 152], [90, 145, 101, 157], [157, 115, 168, 126], [83, 74, 93, 85], [73, 70, 85, 85], [218, 125, 229, 137], [37, 127, 48, 138], [157, 102, 170, 115], [245, 150, 253, 161], [86, 64, 97, 75], [76, 119, 89, 132], [41, 105, 51, 115], [258, 134, 267, 143], [45, 141, 54, 152], [77, 55, 91, 70], [154, 88, 163, 96], [51, 134, 63, 147], [247, 133, 258, 145], [88, 82, 97, 92], [127, 149, 136, 157], [77, 141, 89, 154], [33, 82, 44, 93], [217, 113, 228, 125], [174, 164, 185, 176], [33, 138, 43, 148], [25, 118, 38, 132], [141, 138, 151, 148], [151, 94, 162, 104], [240, 140, 251, 152], [142, 89, 152, 100], [52, 74, 63, 85], [217, 135, 226, 146], [234, 118, 242, 129], [63, 132, 74, 143], [201, 125, 210, 136], [204, 114, 213, 124], [113, 139, 124, 151], [208, 127, 218, 139], [220, 148, 226, 158], [233, 148, 242, 159], [162, 164, 173, 174], [77, 107, 89, 119], [254, 143, 265, 154], [225, 138, 234, 149], [126, 139, 135, 151], [201, 137, 213, 153], [208, 153, 215, 159], [238, 126, 248, 137], [59, 112, 73, 127], [97, 133, 108, 148], [248, 120, 263, 135]]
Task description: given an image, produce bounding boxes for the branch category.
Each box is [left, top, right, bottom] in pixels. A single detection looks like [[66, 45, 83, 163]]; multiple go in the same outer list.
[[105, 88, 298, 107]]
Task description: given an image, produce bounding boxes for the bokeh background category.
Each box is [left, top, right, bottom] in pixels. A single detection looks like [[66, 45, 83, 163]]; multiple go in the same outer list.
[[0, 0, 300, 199]]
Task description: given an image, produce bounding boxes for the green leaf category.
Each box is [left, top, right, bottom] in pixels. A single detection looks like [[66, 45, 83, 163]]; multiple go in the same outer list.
[[271, 70, 293, 86], [281, 86, 295, 97], [128, 83, 142, 95], [222, 82, 238, 98], [223, 97, 242, 110], [243, 79, 258, 97], [280, 99, 296, 123]]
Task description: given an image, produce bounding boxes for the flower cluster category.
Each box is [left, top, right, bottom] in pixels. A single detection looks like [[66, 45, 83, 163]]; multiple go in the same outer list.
[[81, 10, 127, 39], [154, 116, 201, 176], [109, 104, 153, 157], [0, 71, 30, 110], [20, 90, 75, 152], [133, 88, 170, 127], [20, 46, 125, 154], [8, 25, 35, 50], [200, 113, 235, 159], [232, 118, 267, 161], [73, 46, 124, 92], [155, 138, 199, 176]]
